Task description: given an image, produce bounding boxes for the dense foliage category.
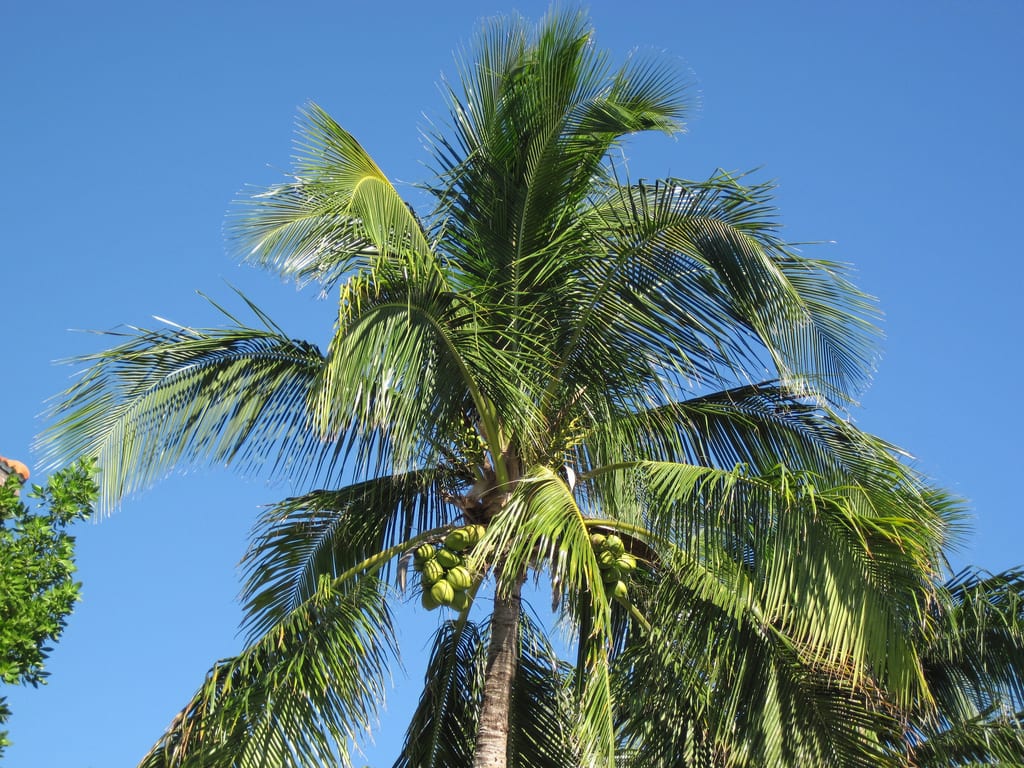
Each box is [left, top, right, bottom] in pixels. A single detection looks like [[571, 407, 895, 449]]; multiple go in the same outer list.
[[0, 459, 97, 758]]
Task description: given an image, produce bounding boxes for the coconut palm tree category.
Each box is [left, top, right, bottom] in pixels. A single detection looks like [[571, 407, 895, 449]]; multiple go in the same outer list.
[[41, 9, 986, 767]]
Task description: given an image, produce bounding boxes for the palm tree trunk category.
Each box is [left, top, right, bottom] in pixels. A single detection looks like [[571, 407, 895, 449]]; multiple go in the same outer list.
[[473, 577, 523, 768]]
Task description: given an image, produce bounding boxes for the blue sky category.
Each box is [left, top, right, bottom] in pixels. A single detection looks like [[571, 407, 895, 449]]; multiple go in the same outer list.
[[3, 1, 1022, 765]]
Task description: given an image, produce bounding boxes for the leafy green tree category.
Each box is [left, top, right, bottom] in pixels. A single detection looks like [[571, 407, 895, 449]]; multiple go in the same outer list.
[[0, 459, 97, 758], [38, 9, 1021, 767]]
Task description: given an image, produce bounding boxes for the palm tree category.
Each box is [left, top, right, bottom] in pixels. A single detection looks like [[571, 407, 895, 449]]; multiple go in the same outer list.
[[41, 8, 1001, 767]]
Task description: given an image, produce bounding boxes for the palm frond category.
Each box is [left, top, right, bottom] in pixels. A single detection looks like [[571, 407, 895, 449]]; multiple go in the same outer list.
[[137, 577, 396, 768], [925, 567, 1024, 718], [430, 9, 687, 307], [229, 103, 433, 289], [315, 270, 549, 479], [615, 545, 896, 767], [582, 458, 947, 711], [393, 620, 484, 768], [394, 612, 578, 768], [38, 304, 328, 509], [241, 471, 450, 641], [508, 612, 579, 768], [907, 708, 1024, 767], [897, 568, 1024, 764], [571, 173, 881, 406]]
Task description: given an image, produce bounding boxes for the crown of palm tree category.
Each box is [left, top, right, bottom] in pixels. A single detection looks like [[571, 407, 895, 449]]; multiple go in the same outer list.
[[40, 9, 1022, 768]]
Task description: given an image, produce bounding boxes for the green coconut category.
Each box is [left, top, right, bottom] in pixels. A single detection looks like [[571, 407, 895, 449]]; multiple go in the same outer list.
[[467, 524, 486, 545], [421, 589, 441, 611], [436, 548, 462, 569], [414, 543, 436, 563], [597, 549, 618, 568], [603, 534, 625, 557], [610, 580, 629, 601], [589, 532, 607, 550], [444, 528, 472, 551], [449, 590, 471, 611], [616, 553, 637, 572], [601, 565, 623, 584], [431, 579, 456, 606], [445, 565, 473, 591], [421, 559, 445, 585]]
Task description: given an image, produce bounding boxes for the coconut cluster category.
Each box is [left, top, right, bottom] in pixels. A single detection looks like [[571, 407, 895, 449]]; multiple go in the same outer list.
[[413, 524, 485, 611], [590, 532, 637, 601]]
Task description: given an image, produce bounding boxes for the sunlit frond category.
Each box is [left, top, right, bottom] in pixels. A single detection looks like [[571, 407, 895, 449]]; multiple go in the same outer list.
[[39, 303, 328, 510], [614, 545, 897, 767], [229, 103, 433, 289]]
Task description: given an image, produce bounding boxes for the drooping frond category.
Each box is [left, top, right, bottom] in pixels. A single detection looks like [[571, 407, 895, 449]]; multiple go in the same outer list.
[[241, 471, 450, 641], [615, 545, 896, 768], [569, 173, 881, 407], [906, 708, 1024, 767], [508, 612, 579, 768], [928, 568, 1024, 715], [394, 620, 484, 768], [582, 459, 947, 707], [394, 613, 578, 768], [137, 577, 396, 768], [39, 301, 328, 509]]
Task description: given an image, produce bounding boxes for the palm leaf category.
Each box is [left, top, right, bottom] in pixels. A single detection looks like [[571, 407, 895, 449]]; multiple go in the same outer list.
[[616, 546, 896, 767], [901, 568, 1024, 764], [393, 620, 484, 768], [229, 103, 433, 289], [508, 612, 579, 768], [137, 577, 396, 768], [575, 173, 880, 406], [240, 471, 449, 640], [39, 301, 328, 509]]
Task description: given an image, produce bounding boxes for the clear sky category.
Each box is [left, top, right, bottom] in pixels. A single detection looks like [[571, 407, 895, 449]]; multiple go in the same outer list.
[[3, 1, 1022, 765]]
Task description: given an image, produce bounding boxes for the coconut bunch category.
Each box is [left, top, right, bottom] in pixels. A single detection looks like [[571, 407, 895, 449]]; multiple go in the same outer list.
[[589, 532, 637, 602], [413, 524, 485, 611]]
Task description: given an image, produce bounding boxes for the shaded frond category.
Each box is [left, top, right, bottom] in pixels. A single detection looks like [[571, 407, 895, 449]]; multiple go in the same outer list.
[[907, 708, 1024, 767], [137, 577, 396, 768], [508, 612, 579, 768], [394, 620, 484, 768], [241, 471, 449, 640], [572, 173, 881, 406]]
